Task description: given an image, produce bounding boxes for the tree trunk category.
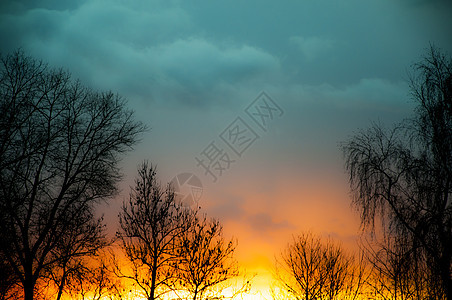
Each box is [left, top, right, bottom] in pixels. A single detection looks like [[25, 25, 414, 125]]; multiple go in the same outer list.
[[23, 275, 34, 300], [23, 258, 35, 300], [56, 268, 67, 300], [150, 256, 158, 300], [193, 287, 198, 300]]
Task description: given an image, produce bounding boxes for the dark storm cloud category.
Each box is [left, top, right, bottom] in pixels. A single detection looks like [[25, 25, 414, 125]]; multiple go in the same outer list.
[[180, 0, 452, 86], [0, 0, 281, 108], [2, 0, 451, 112]]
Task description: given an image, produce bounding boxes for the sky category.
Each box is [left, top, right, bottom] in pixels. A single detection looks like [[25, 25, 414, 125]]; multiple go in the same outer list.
[[1, 0, 452, 297]]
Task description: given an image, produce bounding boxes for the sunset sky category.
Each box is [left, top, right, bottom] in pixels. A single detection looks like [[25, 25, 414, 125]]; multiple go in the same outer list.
[[1, 0, 452, 298]]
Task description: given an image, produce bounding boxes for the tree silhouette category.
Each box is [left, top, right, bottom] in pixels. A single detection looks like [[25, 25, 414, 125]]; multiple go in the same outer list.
[[343, 45, 452, 299], [175, 215, 240, 300], [274, 232, 366, 300], [0, 253, 19, 300], [0, 50, 145, 300], [359, 233, 437, 299], [58, 257, 122, 300], [115, 162, 193, 300]]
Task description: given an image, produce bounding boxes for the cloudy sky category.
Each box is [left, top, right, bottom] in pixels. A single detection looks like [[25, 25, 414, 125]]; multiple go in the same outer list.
[[2, 0, 452, 296]]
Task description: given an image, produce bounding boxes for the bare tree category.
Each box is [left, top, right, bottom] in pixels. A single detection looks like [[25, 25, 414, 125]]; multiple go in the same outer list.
[[43, 213, 108, 300], [36, 248, 124, 300], [342, 46, 451, 299], [274, 232, 365, 300], [175, 215, 240, 300], [0, 50, 145, 300], [0, 254, 19, 300], [360, 233, 434, 300], [115, 162, 193, 300], [63, 258, 123, 300]]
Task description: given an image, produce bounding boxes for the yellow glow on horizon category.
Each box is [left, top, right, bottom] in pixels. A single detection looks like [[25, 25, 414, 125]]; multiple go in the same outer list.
[[239, 292, 272, 300]]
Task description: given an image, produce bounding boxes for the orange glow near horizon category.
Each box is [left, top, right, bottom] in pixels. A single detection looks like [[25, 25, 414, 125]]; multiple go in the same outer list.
[[93, 154, 366, 299]]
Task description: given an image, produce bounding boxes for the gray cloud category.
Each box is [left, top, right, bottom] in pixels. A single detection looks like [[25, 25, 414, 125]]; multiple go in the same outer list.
[[2, 0, 451, 109], [247, 213, 295, 233], [0, 0, 282, 108], [207, 194, 246, 222]]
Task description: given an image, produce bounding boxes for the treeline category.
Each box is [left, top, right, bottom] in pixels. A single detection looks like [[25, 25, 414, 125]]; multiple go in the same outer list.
[[1, 46, 451, 300]]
